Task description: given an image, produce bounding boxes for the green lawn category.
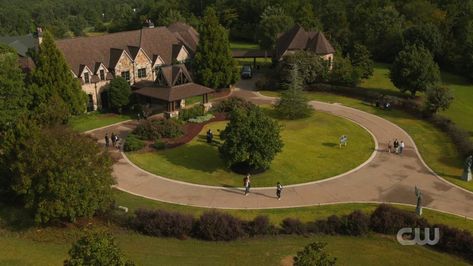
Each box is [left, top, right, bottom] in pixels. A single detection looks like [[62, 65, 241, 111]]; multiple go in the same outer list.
[[69, 112, 134, 132], [230, 41, 259, 50], [259, 91, 469, 191], [1, 231, 468, 266], [127, 111, 374, 187], [361, 63, 473, 139]]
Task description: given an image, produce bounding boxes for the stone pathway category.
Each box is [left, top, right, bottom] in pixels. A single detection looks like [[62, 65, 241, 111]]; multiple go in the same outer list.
[[87, 80, 473, 219]]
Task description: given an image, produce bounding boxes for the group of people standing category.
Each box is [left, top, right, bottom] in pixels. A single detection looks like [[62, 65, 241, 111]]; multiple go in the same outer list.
[[243, 174, 283, 200], [387, 138, 405, 154], [105, 132, 120, 149]]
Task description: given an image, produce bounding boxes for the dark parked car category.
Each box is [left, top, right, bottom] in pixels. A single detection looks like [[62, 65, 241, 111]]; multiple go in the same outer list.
[[240, 65, 252, 79]]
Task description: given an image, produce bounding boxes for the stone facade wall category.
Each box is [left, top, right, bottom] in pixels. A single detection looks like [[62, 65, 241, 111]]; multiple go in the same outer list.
[[81, 80, 110, 110], [133, 49, 153, 83], [176, 46, 190, 62], [115, 52, 134, 82]]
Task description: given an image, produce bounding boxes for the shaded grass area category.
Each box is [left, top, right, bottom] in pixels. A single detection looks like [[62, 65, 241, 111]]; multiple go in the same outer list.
[[230, 41, 259, 50], [260, 90, 469, 191], [126, 111, 374, 187], [69, 112, 134, 132], [361, 63, 473, 140]]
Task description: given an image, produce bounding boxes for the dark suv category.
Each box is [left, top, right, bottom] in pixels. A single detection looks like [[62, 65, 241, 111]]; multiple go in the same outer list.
[[240, 65, 252, 79]]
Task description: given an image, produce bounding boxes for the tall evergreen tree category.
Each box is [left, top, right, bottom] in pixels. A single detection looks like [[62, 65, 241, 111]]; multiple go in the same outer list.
[[275, 64, 312, 120], [193, 7, 239, 90], [30, 30, 86, 120], [0, 44, 29, 131]]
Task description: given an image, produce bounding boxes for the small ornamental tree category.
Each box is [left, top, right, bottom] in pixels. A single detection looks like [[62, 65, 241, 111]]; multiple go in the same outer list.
[[390, 45, 441, 96], [193, 7, 239, 89], [30, 30, 86, 118], [293, 241, 337, 266], [64, 231, 134, 266], [219, 106, 283, 172], [0, 124, 115, 223], [275, 64, 312, 119], [329, 55, 358, 86], [424, 86, 454, 114], [108, 76, 131, 113]]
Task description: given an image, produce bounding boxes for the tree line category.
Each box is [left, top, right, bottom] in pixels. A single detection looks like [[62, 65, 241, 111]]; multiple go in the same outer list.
[[1, 0, 473, 80]]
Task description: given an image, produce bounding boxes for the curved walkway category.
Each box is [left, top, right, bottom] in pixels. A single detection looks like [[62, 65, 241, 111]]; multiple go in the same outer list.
[[88, 83, 473, 219]]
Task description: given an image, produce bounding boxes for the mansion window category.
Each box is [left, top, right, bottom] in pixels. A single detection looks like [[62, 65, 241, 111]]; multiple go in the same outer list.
[[99, 69, 105, 80], [155, 68, 166, 86], [138, 68, 147, 78], [121, 70, 130, 81], [84, 72, 90, 83], [175, 71, 188, 85]]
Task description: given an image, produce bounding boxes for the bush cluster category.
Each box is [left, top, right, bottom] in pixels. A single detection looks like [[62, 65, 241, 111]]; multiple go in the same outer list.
[[132, 119, 183, 140], [211, 97, 255, 113], [123, 134, 145, 152], [179, 105, 205, 121], [127, 205, 473, 263], [188, 114, 215, 123]]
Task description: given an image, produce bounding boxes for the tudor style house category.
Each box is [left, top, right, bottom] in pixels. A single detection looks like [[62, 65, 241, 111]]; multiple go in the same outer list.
[[275, 25, 335, 69], [54, 21, 209, 113]]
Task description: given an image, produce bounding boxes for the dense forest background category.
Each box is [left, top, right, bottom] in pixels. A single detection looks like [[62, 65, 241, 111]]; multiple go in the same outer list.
[[1, 0, 472, 79]]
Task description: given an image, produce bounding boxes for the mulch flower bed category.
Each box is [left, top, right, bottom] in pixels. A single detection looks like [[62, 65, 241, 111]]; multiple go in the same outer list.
[[160, 112, 227, 149]]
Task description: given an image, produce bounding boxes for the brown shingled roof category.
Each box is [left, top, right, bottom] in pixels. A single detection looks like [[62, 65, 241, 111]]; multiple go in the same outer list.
[[168, 22, 199, 54], [55, 26, 184, 76], [275, 25, 335, 60], [133, 81, 213, 102]]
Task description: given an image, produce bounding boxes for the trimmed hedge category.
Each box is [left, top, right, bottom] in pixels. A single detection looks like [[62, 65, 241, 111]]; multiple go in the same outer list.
[[132, 119, 183, 140], [123, 134, 145, 152], [126, 205, 473, 264], [211, 97, 256, 113], [179, 105, 205, 121]]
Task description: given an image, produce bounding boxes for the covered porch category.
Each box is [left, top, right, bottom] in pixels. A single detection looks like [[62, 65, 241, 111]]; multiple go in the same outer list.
[[132, 80, 214, 115]]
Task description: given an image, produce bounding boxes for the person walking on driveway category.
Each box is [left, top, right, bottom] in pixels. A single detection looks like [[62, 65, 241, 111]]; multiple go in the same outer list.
[[244, 174, 251, 196], [276, 182, 283, 200], [387, 141, 392, 153], [105, 133, 110, 147], [400, 140, 405, 155]]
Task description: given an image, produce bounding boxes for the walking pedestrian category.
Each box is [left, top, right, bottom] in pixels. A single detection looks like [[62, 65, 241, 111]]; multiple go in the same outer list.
[[387, 141, 392, 153], [111, 133, 116, 147], [244, 174, 251, 196], [400, 141, 405, 155], [105, 133, 110, 147], [393, 139, 399, 154], [276, 182, 283, 200], [115, 135, 120, 149]]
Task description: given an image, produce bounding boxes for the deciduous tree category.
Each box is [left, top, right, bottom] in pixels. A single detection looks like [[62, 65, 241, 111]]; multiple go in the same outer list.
[[257, 6, 294, 50], [390, 45, 441, 96], [424, 86, 454, 114]]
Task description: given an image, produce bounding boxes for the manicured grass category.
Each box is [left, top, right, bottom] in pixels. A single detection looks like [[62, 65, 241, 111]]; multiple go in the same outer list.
[[259, 91, 469, 191], [0, 231, 468, 266], [114, 190, 473, 232], [230, 41, 259, 50], [69, 112, 134, 132], [126, 111, 374, 187], [361, 63, 473, 139]]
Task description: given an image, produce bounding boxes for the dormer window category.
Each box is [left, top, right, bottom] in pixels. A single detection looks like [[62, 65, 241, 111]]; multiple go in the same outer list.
[[175, 71, 188, 85], [99, 69, 105, 80], [84, 72, 90, 83], [155, 68, 165, 86]]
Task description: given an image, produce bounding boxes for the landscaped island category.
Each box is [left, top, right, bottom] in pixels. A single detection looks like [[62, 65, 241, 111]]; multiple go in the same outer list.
[[127, 109, 374, 187]]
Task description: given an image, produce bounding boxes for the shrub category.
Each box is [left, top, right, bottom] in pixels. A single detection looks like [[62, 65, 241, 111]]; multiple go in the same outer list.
[[340, 210, 370, 236], [154, 119, 183, 138], [432, 224, 473, 263], [196, 211, 245, 241], [123, 134, 145, 152], [370, 204, 428, 234], [179, 105, 205, 121], [133, 119, 183, 140], [153, 140, 166, 150], [188, 114, 215, 123], [246, 215, 274, 236], [211, 97, 255, 113], [130, 209, 194, 239], [293, 241, 337, 266], [133, 120, 160, 140], [281, 218, 306, 235]]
